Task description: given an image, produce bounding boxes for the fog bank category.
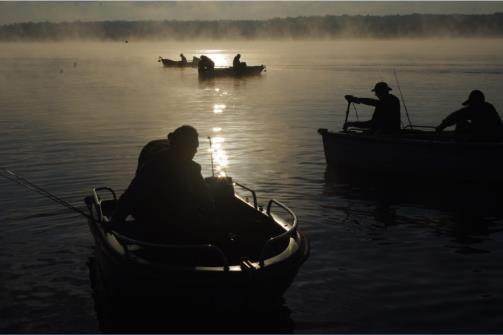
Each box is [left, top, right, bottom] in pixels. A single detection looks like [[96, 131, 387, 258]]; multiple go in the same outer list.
[[1, 14, 503, 41]]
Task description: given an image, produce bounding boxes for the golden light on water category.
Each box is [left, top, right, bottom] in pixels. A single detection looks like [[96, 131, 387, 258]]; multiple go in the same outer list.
[[209, 135, 229, 177], [199, 51, 229, 67], [212, 127, 222, 132], [213, 104, 226, 114]]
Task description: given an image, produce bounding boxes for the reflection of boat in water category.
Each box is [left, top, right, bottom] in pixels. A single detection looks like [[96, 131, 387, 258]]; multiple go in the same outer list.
[[198, 65, 266, 79], [318, 128, 503, 182], [84, 177, 309, 305], [88, 253, 294, 333], [158, 56, 200, 68]]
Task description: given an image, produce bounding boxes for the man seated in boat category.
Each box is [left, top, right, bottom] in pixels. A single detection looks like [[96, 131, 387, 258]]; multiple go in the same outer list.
[[112, 125, 215, 242], [233, 54, 247, 69], [180, 53, 187, 64], [344, 82, 401, 134], [436, 90, 503, 141], [198, 55, 215, 72], [135, 138, 170, 176]]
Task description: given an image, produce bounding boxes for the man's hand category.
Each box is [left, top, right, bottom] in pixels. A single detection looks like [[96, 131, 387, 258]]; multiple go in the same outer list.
[[345, 95, 360, 103]]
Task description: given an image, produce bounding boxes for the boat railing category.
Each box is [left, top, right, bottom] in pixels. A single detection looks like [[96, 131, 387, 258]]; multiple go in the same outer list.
[[91, 187, 230, 271], [110, 232, 230, 271], [233, 182, 258, 209], [92, 187, 117, 222], [258, 199, 298, 267]]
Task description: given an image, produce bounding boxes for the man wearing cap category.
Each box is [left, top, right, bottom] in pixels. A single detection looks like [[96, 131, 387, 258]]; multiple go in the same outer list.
[[344, 82, 401, 133], [436, 90, 503, 141]]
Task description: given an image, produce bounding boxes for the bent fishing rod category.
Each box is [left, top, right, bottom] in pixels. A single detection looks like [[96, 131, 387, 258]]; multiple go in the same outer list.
[[393, 69, 413, 130], [0, 167, 95, 221]]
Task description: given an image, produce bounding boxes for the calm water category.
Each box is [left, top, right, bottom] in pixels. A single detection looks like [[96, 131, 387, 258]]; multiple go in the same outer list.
[[1, 40, 503, 332]]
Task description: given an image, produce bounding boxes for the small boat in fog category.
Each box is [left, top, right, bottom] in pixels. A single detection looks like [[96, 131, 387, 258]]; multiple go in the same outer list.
[[198, 65, 266, 79], [318, 128, 503, 182], [158, 56, 200, 68], [84, 177, 309, 303]]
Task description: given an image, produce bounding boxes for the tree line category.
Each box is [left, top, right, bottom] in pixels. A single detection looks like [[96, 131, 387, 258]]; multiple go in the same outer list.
[[1, 14, 503, 41]]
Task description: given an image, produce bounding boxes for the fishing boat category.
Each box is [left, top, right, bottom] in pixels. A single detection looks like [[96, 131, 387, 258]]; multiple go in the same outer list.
[[158, 56, 200, 68], [198, 65, 266, 79], [318, 127, 503, 182], [84, 177, 309, 303]]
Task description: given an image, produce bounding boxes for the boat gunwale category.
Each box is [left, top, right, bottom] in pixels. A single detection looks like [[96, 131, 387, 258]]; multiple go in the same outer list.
[[320, 128, 503, 148], [159, 56, 199, 67], [198, 65, 266, 78], [86, 189, 307, 274]]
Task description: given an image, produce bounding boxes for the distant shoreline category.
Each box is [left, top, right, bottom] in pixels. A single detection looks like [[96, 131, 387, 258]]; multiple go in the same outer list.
[[1, 14, 503, 41]]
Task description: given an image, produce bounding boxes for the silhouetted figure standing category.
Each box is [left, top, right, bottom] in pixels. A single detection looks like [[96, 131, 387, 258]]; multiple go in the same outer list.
[[233, 54, 247, 69], [436, 90, 503, 141], [198, 55, 215, 71], [344, 82, 401, 133], [112, 126, 215, 241], [180, 53, 187, 64]]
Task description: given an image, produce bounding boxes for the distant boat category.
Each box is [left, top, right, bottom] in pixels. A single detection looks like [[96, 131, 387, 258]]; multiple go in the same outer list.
[[318, 128, 503, 182], [198, 65, 266, 79], [158, 56, 200, 68], [85, 178, 309, 302]]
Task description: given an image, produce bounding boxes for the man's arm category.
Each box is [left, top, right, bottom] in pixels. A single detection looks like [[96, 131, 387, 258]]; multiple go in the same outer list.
[[345, 95, 379, 107], [112, 164, 157, 225], [437, 108, 468, 131], [191, 164, 215, 215]]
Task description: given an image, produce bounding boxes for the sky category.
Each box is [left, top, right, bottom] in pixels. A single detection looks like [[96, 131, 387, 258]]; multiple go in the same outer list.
[[1, 1, 503, 25]]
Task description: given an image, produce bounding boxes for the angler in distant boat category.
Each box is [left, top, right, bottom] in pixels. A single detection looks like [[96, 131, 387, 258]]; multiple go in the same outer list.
[[158, 55, 200, 68], [344, 82, 401, 134], [198, 55, 215, 72], [233, 53, 247, 69], [180, 53, 187, 64], [199, 54, 265, 79], [112, 125, 215, 241], [436, 89, 503, 141]]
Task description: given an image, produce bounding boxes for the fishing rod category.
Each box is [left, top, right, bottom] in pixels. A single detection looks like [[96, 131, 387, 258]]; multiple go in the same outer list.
[[343, 101, 351, 131], [393, 69, 413, 130], [0, 167, 94, 221], [207, 137, 215, 177], [352, 103, 360, 121]]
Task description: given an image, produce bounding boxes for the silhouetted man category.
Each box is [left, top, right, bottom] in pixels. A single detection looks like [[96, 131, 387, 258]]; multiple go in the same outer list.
[[233, 54, 247, 69], [180, 53, 187, 64], [344, 82, 401, 133], [436, 90, 503, 141], [135, 138, 170, 176], [112, 126, 215, 241], [198, 55, 215, 71]]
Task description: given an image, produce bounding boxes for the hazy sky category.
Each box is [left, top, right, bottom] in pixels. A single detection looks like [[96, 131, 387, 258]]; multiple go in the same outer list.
[[1, 1, 503, 25]]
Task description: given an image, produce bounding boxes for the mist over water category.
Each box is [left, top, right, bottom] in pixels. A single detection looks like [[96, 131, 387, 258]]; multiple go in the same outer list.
[[1, 39, 503, 332]]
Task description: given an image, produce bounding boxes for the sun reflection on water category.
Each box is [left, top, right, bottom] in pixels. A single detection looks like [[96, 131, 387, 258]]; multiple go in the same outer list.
[[197, 51, 229, 67], [213, 104, 226, 114]]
